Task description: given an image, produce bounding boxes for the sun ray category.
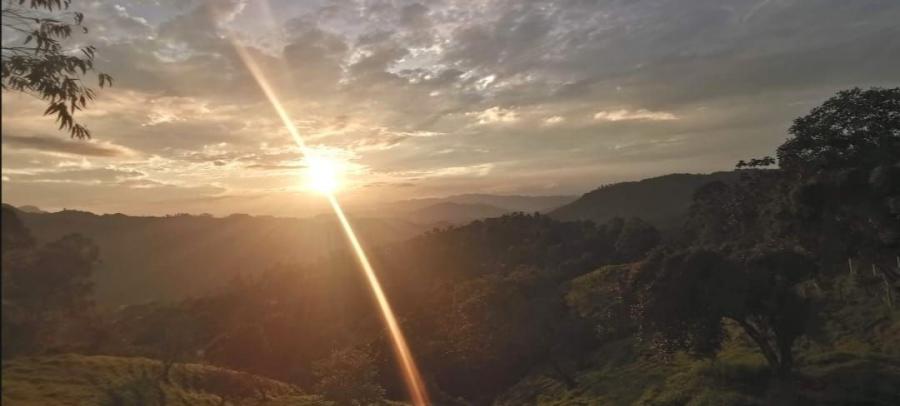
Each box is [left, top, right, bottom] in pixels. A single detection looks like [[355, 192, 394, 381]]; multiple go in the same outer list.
[[328, 194, 430, 405], [226, 31, 430, 406], [304, 152, 341, 194]]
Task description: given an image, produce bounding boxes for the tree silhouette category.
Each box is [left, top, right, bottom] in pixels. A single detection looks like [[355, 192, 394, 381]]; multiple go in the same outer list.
[[777, 87, 899, 174], [1, 207, 100, 358], [1, 0, 112, 138]]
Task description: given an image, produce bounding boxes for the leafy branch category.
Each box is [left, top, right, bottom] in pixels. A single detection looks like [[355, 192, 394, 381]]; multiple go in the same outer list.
[[1, 0, 112, 139]]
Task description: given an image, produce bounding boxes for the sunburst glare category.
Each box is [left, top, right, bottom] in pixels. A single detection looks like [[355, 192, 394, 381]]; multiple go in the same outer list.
[[304, 153, 342, 195]]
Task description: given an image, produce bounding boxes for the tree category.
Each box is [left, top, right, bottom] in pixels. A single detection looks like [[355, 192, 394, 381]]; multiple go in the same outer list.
[[1, 0, 112, 138], [121, 303, 204, 383], [156, 310, 199, 384], [635, 248, 818, 404], [777, 87, 899, 175], [684, 173, 788, 249], [613, 217, 660, 262], [566, 264, 635, 340], [1, 207, 100, 358], [1, 205, 35, 253], [1, 205, 35, 300], [313, 347, 387, 406], [769, 87, 900, 260], [1, 206, 36, 359]]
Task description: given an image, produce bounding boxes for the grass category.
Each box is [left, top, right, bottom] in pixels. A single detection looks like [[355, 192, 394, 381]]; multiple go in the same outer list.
[[500, 339, 900, 405], [1, 353, 332, 405]]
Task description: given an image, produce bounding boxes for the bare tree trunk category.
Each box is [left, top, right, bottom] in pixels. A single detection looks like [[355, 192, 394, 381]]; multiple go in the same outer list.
[[736, 319, 779, 369], [768, 336, 797, 406]]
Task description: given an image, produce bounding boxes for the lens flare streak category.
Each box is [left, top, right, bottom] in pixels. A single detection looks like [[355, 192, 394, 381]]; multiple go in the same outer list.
[[328, 195, 430, 405], [229, 39, 430, 405]]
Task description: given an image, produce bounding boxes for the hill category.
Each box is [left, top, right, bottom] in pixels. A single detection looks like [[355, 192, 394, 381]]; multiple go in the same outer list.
[[350, 194, 576, 225], [413, 194, 576, 213], [6, 207, 431, 307], [1, 354, 329, 405], [408, 202, 510, 224], [15, 205, 46, 214], [549, 172, 743, 231]]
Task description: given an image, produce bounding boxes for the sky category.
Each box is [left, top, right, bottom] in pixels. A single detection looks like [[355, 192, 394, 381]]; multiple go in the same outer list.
[[2, 0, 899, 217]]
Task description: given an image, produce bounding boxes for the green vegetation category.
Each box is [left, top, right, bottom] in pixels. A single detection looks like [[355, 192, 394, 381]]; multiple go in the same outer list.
[[501, 270, 900, 405], [11, 210, 429, 306], [1, 0, 112, 139], [1, 354, 328, 405]]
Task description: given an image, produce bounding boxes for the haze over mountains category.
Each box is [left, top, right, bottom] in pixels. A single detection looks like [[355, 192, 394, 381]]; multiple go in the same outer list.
[[5, 171, 738, 307], [6, 207, 426, 306], [356, 193, 576, 225]]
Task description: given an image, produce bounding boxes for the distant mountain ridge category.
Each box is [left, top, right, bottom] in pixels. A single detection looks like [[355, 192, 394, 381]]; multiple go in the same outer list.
[[15, 205, 46, 213], [4, 205, 430, 306], [408, 201, 510, 224], [550, 171, 743, 231], [353, 193, 576, 225], [403, 193, 577, 212], [4, 174, 735, 306]]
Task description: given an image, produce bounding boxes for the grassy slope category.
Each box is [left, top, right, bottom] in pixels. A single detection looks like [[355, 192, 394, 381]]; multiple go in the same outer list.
[[1, 354, 331, 406], [499, 270, 900, 406]]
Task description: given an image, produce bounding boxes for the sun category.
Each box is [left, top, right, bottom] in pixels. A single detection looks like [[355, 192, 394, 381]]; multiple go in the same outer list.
[[304, 153, 342, 195]]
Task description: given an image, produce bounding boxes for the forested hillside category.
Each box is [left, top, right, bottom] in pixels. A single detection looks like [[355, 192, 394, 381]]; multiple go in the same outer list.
[[7, 209, 428, 306], [550, 171, 743, 232]]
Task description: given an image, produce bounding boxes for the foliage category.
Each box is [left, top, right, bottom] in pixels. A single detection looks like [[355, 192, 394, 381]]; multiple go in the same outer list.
[[683, 171, 790, 249], [566, 264, 635, 339], [0, 354, 326, 405], [613, 217, 661, 262], [93, 213, 648, 402], [313, 348, 386, 406], [635, 248, 818, 379], [1, 0, 112, 138], [628, 87, 900, 402], [1, 204, 35, 254], [12, 208, 427, 306], [635, 169, 828, 400], [777, 87, 900, 174], [1, 207, 100, 358], [423, 266, 586, 400]]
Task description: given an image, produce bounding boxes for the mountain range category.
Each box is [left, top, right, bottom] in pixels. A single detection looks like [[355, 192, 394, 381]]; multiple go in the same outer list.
[[351, 193, 576, 224], [5, 171, 738, 306]]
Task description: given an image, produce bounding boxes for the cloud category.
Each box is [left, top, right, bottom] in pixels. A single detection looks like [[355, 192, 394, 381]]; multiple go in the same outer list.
[[543, 116, 564, 125], [2, 0, 899, 215], [245, 163, 304, 171], [468, 106, 519, 125], [593, 109, 678, 122], [3, 135, 134, 157], [5, 168, 145, 184]]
